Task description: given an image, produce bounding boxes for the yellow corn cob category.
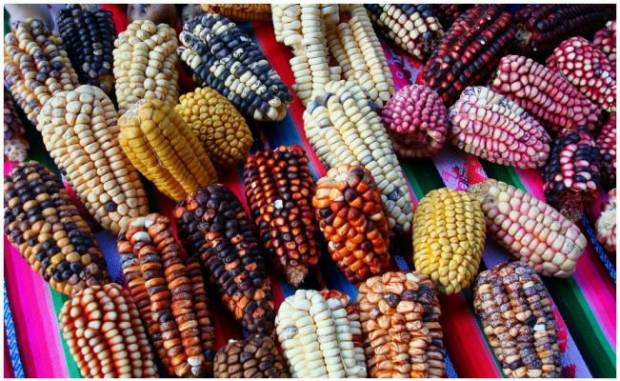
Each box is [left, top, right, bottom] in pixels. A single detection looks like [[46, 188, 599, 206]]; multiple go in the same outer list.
[[202, 4, 272, 22], [412, 188, 486, 294], [176, 87, 253, 168], [118, 99, 217, 200]]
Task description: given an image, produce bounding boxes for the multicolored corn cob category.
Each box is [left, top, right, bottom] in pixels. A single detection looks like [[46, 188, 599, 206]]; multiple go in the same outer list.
[[433, 4, 470, 29], [597, 113, 616, 186], [214, 335, 289, 378], [202, 4, 272, 22], [422, 5, 515, 105], [179, 14, 292, 121], [113, 20, 178, 115], [243, 145, 320, 287], [304, 80, 413, 233], [118, 214, 215, 377], [4, 89, 29, 162], [4, 162, 108, 296], [357, 271, 445, 378], [38, 85, 149, 234], [118, 98, 217, 201], [312, 165, 391, 284], [491, 55, 602, 134], [127, 4, 178, 27], [596, 189, 616, 255], [412, 188, 486, 294], [474, 262, 562, 377], [469, 179, 586, 277], [175, 184, 275, 335], [449, 86, 551, 169], [593, 21, 616, 68], [176, 86, 253, 169], [275, 289, 368, 378], [57, 5, 116, 94], [59, 283, 159, 378]]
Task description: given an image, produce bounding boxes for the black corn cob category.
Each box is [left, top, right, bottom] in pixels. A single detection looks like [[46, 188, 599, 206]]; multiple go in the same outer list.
[[214, 335, 289, 378], [4, 88, 29, 162]]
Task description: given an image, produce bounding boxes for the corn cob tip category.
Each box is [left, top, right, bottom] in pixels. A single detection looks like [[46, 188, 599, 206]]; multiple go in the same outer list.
[[596, 189, 616, 255]]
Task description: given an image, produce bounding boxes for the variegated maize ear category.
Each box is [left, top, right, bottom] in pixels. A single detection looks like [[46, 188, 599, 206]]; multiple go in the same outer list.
[[413, 188, 485, 294], [598, 113, 616, 186], [304, 80, 413, 233], [202, 4, 272, 22], [4, 89, 29, 162], [214, 335, 289, 378], [37, 85, 149, 234], [176, 87, 253, 169], [474, 262, 561, 377], [469, 179, 586, 277], [313, 165, 392, 284], [357, 271, 445, 378], [59, 283, 159, 378], [118, 214, 215, 377], [593, 21, 616, 67], [244, 145, 321, 286], [118, 98, 217, 201], [4, 162, 108, 296], [596, 188, 616, 255], [275, 289, 367, 378]]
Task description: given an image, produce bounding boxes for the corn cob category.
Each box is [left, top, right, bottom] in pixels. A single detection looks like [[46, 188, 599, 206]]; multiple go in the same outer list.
[[176, 87, 253, 169], [469, 179, 586, 277], [182, 5, 204, 25], [364, 4, 443, 61], [593, 21, 616, 68], [127, 4, 178, 27], [118, 98, 217, 201], [202, 4, 272, 22], [214, 334, 289, 378], [4, 161, 108, 296], [422, 5, 515, 105], [433, 4, 470, 29], [596, 189, 616, 255], [473, 262, 561, 378], [59, 283, 159, 378], [275, 289, 368, 378], [175, 184, 275, 335], [118, 213, 215, 377], [57, 5, 116, 94], [4, 89, 29, 162], [312, 165, 391, 284], [491, 55, 602, 134], [357, 271, 445, 378], [449, 86, 551, 169], [179, 14, 292, 122], [597, 113, 616, 186], [113, 20, 178, 115], [243, 145, 320, 286], [412, 188, 485, 294], [542, 129, 601, 221], [3, 18, 79, 125], [304, 80, 413, 233]]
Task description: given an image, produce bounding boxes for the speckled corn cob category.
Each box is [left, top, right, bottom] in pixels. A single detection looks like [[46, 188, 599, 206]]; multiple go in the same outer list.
[[469, 179, 586, 277], [422, 5, 514, 105], [57, 5, 116, 94], [4, 162, 108, 296], [433, 4, 470, 29], [364, 5, 443, 61], [214, 335, 289, 378], [491, 55, 602, 134], [244, 145, 320, 286], [596, 189, 616, 255], [312, 165, 391, 284], [593, 21, 616, 68], [118, 214, 215, 377], [37, 85, 149, 234], [449, 86, 551, 169], [275, 289, 367, 378], [597, 113, 616, 186], [3, 18, 79, 125], [118, 98, 217, 201], [113, 20, 178, 115], [474, 262, 561, 378], [179, 14, 292, 121], [542, 129, 601, 221], [412, 188, 485, 294], [176, 87, 253, 169], [304, 80, 413, 233], [59, 283, 158, 378], [202, 4, 272, 22], [357, 271, 445, 378], [4, 89, 29, 162], [175, 184, 275, 335]]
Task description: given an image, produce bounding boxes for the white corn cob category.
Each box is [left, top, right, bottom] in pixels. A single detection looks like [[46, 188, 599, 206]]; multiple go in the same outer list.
[[596, 189, 616, 254]]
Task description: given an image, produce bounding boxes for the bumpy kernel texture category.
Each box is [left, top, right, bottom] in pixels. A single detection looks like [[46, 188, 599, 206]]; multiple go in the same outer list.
[[175, 184, 275, 335], [382, 84, 447, 158], [59, 283, 159, 378], [597, 113, 616, 186], [118, 214, 215, 377], [214, 335, 289, 378], [357, 271, 445, 378], [4, 89, 29, 162], [449, 86, 550, 169], [474, 262, 561, 378], [4, 162, 108, 296], [176, 87, 253, 168], [202, 4, 272, 22], [313, 165, 392, 284], [470, 179, 586, 277], [412, 188, 486, 295], [127, 4, 178, 26], [433, 4, 470, 29], [596, 189, 616, 255], [593, 21, 616, 68]]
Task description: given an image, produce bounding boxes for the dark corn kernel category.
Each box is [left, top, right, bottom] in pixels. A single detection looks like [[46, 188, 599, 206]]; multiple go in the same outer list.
[[597, 113, 616, 186], [202, 4, 271, 22], [433, 4, 470, 29], [214, 334, 288, 378], [4, 89, 29, 162]]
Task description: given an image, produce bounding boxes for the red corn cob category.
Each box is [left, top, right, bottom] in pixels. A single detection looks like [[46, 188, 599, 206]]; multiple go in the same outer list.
[[593, 21, 616, 68], [597, 113, 616, 186]]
